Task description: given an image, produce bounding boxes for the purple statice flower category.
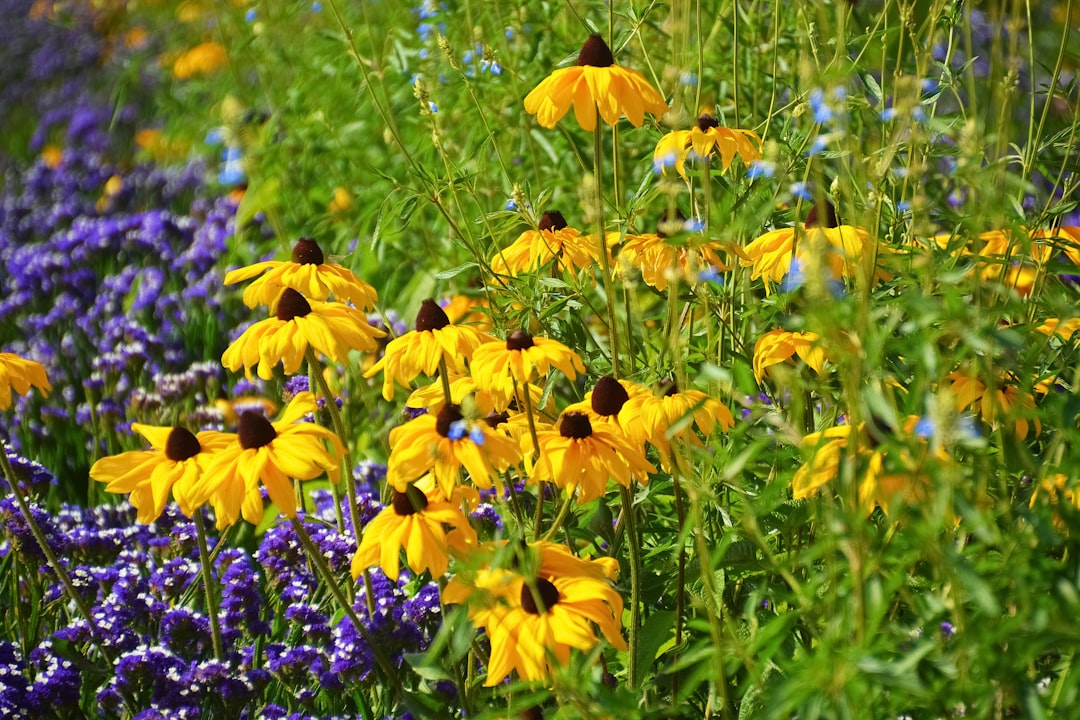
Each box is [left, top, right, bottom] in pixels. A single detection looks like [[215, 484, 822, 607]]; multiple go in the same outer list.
[[284, 603, 332, 646], [0, 495, 68, 565], [217, 548, 271, 638], [149, 557, 199, 602], [0, 641, 27, 715], [159, 608, 213, 661], [470, 503, 504, 533], [99, 645, 191, 713], [24, 641, 82, 718]]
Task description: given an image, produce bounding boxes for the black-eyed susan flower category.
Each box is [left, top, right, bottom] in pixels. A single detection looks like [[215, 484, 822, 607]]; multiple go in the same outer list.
[[1029, 473, 1075, 532], [752, 329, 826, 383], [0, 352, 50, 411], [406, 375, 553, 418], [386, 404, 522, 499], [470, 330, 585, 399], [90, 425, 232, 524], [350, 481, 477, 581], [620, 379, 734, 466], [523, 33, 668, 132], [948, 370, 1040, 440], [224, 237, 378, 310], [186, 391, 343, 529], [653, 112, 762, 179], [222, 289, 384, 381], [562, 375, 650, 453], [528, 411, 654, 504], [364, 300, 493, 401], [1036, 317, 1080, 340], [617, 213, 733, 292], [444, 541, 625, 686], [491, 211, 606, 276]]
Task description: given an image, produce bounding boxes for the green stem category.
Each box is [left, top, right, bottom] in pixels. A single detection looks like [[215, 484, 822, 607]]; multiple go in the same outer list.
[[290, 516, 403, 697], [619, 485, 642, 688], [309, 358, 346, 535], [193, 511, 225, 661], [593, 116, 621, 377], [540, 493, 575, 542], [0, 441, 112, 662]]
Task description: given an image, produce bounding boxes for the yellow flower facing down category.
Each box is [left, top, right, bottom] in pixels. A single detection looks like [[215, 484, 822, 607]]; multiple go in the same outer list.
[[90, 425, 232, 524], [1036, 318, 1080, 340], [222, 289, 384, 381], [653, 113, 762, 179], [753, 329, 826, 383], [528, 411, 655, 504], [742, 223, 878, 295], [948, 370, 1040, 440], [491, 211, 606, 276], [224, 237, 378, 310], [364, 300, 493, 401], [350, 481, 477, 581], [524, 33, 668, 132], [444, 541, 625, 686], [0, 352, 50, 411], [171, 41, 227, 79], [387, 404, 522, 498], [617, 215, 733, 292], [620, 380, 734, 466], [470, 330, 584, 399], [186, 392, 344, 529]]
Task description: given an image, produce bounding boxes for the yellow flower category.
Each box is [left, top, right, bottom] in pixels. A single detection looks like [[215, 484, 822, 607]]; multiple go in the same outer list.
[[406, 375, 553, 419], [172, 41, 228, 79], [528, 411, 655, 504], [470, 330, 584, 399], [653, 113, 762, 179], [524, 33, 668, 132], [742, 222, 877, 295], [444, 541, 625, 686], [350, 481, 477, 581], [90, 425, 232, 524], [224, 237, 378, 310], [363, 300, 492, 401], [386, 404, 522, 499], [1036, 318, 1080, 340], [752, 329, 826, 383], [223, 289, 383, 380], [186, 392, 344, 529], [618, 216, 733, 292], [620, 380, 734, 466], [948, 370, 1040, 440], [1029, 473, 1075, 533], [328, 187, 352, 214], [491, 211, 606, 276], [0, 353, 51, 411]]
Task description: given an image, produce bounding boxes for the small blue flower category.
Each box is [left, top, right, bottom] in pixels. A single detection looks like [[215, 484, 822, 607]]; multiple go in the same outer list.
[[469, 427, 486, 446], [914, 416, 936, 438], [781, 257, 805, 293], [447, 420, 468, 441], [490, 61, 502, 75], [880, 106, 898, 122], [653, 151, 678, 175], [245, 8, 256, 22], [921, 78, 940, 94], [505, 27, 515, 40], [789, 181, 813, 201], [832, 86, 847, 102], [912, 106, 927, 123], [222, 146, 244, 162], [807, 135, 829, 156], [746, 160, 775, 179], [504, 198, 517, 211], [218, 162, 246, 186], [684, 217, 705, 233], [205, 128, 224, 146], [428, 101, 438, 113], [311, 1, 322, 11], [809, 88, 833, 124], [897, 201, 911, 212], [418, 48, 429, 59], [698, 266, 724, 284]]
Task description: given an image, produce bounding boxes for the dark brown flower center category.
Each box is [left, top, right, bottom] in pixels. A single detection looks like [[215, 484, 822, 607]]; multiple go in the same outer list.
[[661, 377, 679, 397], [577, 33, 614, 68], [538, 211, 568, 232], [276, 288, 312, 321], [415, 299, 450, 332], [484, 410, 509, 428], [520, 577, 561, 614], [697, 113, 720, 131], [805, 200, 839, 228], [559, 412, 593, 439], [392, 485, 429, 516], [290, 237, 324, 265], [656, 209, 686, 239], [435, 404, 464, 437], [165, 427, 201, 462], [591, 376, 629, 417], [506, 330, 534, 351], [238, 411, 277, 450]]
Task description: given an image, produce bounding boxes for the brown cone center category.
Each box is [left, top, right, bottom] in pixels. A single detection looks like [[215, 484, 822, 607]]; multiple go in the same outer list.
[[521, 577, 561, 614], [577, 33, 615, 67], [435, 404, 464, 437], [392, 485, 429, 516], [805, 201, 839, 228], [661, 378, 679, 397], [484, 410, 509, 428], [415, 299, 450, 332], [591, 376, 629, 417], [559, 412, 593, 439], [276, 288, 312, 321], [238, 411, 277, 450], [506, 330, 534, 351], [538, 211, 568, 232], [165, 427, 201, 462], [656, 209, 686, 239], [697, 113, 720, 131], [291, 237, 325, 265]]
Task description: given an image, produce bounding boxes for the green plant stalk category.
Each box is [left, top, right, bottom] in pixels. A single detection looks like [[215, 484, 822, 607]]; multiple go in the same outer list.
[[0, 440, 112, 663], [437, 356, 454, 410], [309, 358, 346, 536], [689, 493, 731, 718], [290, 516, 403, 697], [593, 116, 621, 378], [619, 484, 642, 688], [193, 511, 225, 661], [540, 493, 574, 542]]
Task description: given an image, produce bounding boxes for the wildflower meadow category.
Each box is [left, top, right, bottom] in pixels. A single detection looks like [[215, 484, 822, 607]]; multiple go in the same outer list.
[[2, 0, 1080, 718]]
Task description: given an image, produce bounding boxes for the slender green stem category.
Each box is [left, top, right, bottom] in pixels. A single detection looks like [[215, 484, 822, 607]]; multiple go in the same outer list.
[[290, 516, 403, 697], [1, 441, 112, 662], [540, 493, 575, 542], [437, 356, 454, 409], [309, 359, 346, 535], [593, 116, 621, 377], [619, 484, 642, 688], [671, 467, 687, 701], [193, 511, 225, 661]]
